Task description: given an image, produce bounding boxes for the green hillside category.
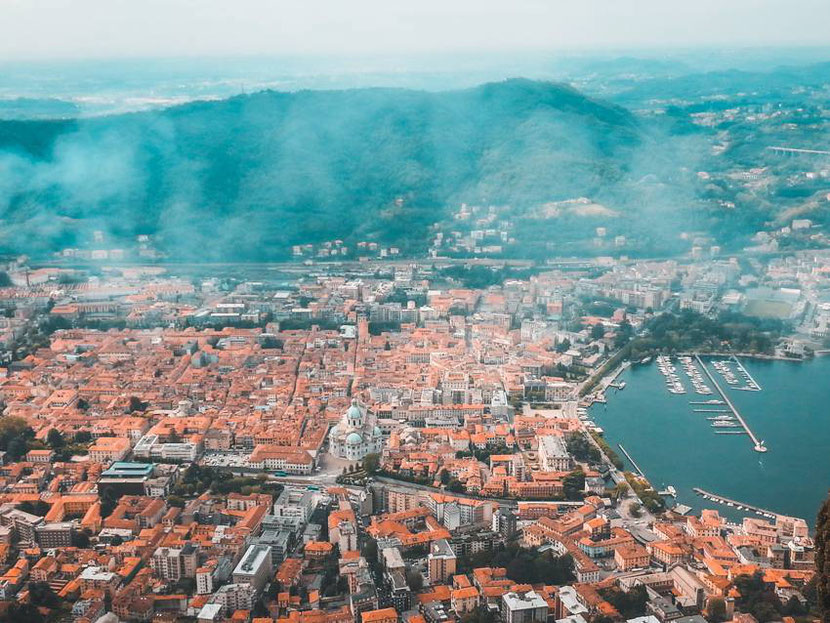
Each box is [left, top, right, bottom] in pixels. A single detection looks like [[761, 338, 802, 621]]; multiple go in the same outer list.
[[0, 79, 642, 260]]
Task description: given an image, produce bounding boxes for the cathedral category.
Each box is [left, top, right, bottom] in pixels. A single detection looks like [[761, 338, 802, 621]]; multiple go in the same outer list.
[[328, 400, 383, 461]]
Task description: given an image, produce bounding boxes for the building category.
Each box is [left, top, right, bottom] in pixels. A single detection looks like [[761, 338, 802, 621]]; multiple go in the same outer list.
[[232, 544, 273, 594], [212, 583, 256, 613], [88, 437, 132, 464], [329, 400, 383, 461], [501, 590, 549, 623], [614, 544, 650, 572], [247, 446, 314, 474], [537, 435, 572, 472], [35, 522, 74, 548], [97, 462, 155, 502], [152, 544, 198, 582], [427, 538, 457, 584], [362, 608, 399, 623]]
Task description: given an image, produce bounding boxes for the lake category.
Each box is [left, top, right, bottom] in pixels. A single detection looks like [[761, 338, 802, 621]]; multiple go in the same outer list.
[[591, 355, 830, 526]]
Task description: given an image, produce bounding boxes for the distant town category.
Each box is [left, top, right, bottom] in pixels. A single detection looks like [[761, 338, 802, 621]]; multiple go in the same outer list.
[[0, 242, 823, 623]]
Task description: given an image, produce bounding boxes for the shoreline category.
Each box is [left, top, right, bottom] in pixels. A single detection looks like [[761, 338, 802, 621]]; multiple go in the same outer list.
[[589, 353, 828, 527]]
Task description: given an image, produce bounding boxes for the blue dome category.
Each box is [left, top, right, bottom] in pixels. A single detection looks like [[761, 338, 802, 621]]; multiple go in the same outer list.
[[347, 404, 362, 420], [346, 432, 363, 445]]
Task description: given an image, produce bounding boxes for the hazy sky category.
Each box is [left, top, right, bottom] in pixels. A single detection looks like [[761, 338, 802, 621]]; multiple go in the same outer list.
[[1, 0, 829, 60]]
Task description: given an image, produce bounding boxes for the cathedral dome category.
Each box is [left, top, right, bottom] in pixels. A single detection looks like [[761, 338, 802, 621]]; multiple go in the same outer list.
[[346, 403, 362, 421], [346, 432, 363, 446]]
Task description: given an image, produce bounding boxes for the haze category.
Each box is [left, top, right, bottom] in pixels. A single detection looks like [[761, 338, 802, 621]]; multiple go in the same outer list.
[[2, 0, 830, 60]]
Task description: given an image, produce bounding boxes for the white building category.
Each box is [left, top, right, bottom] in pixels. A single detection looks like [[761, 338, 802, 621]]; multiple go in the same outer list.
[[328, 400, 383, 461], [232, 544, 273, 594], [537, 435, 573, 472]]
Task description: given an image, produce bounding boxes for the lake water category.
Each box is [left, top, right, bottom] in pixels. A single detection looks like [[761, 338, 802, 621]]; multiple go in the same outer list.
[[591, 355, 830, 526]]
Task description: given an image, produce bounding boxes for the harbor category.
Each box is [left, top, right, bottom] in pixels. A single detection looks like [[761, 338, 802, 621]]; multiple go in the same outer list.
[[696, 355, 767, 452], [693, 488, 778, 519], [656, 355, 685, 394], [591, 354, 830, 525]]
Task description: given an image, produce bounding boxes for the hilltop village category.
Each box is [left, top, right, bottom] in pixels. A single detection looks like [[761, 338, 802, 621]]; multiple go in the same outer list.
[[0, 252, 824, 623]]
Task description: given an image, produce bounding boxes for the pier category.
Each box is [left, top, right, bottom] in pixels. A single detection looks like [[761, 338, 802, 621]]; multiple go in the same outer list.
[[730, 354, 762, 391], [617, 443, 645, 478], [696, 355, 767, 453], [693, 487, 778, 518]]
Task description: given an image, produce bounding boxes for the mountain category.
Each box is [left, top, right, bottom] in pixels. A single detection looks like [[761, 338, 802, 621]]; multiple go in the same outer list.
[[0, 98, 81, 120], [0, 79, 643, 261]]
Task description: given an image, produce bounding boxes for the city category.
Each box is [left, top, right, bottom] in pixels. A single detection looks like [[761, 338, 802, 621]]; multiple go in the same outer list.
[[0, 245, 823, 623], [1, 2, 830, 623]]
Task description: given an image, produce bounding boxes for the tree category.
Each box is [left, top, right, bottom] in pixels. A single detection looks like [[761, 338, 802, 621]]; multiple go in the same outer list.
[[74, 430, 92, 443], [4, 602, 44, 623], [127, 396, 147, 413], [72, 529, 91, 548], [563, 469, 586, 501], [447, 479, 466, 493], [591, 324, 606, 340], [817, 493, 830, 623], [708, 597, 727, 623], [440, 469, 451, 485], [611, 482, 630, 501], [600, 585, 648, 619], [363, 453, 380, 475], [76, 398, 90, 411], [783, 595, 806, 617], [406, 569, 423, 592], [167, 495, 185, 508], [0, 416, 36, 460], [47, 428, 65, 449], [734, 572, 784, 622], [28, 581, 60, 609], [6, 436, 29, 461]]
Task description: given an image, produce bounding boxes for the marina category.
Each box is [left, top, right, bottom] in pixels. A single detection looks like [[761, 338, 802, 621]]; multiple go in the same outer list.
[[656, 355, 685, 394], [591, 355, 830, 524], [711, 356, 762, 392], [696, 355, 767, 452], [678, 355, 713, 395], [693, 488, 778, 519], [731, 354, 763, 391]]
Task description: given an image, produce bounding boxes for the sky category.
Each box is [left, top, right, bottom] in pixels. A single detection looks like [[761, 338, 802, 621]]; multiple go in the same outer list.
[[1, 0, 829, 60]]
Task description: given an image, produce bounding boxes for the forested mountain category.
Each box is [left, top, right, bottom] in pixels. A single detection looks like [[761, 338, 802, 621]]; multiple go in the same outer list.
[[0, 79, 644, 260]]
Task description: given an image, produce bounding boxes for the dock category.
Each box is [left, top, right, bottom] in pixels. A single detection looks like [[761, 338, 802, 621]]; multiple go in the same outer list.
[[693, 409, 732, 413], [693, 487, 778, 518], [696, 355, 767, 453], [730, 354, 762, 391], [617, 443, 645, 478]]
